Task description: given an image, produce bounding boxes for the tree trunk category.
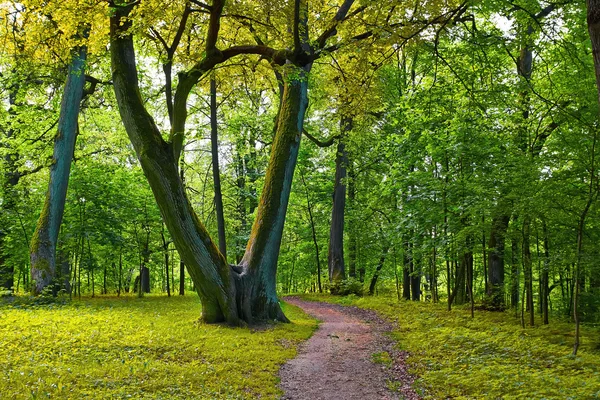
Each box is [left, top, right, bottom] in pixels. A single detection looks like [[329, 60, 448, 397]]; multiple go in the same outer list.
[[111, 4, 314, 324], [402, 238, 411, 300], [369, 243, 390, 295], [523, 218, 534, 326], [454, 251, 467, 305], [347, 162, 357, 279], [0, 87, 19, 294], [179, 260, 185, 296], [328, 122, 351, 287], [235, 139, 248, 264], [487, 214, 510, 309], [210, 75, 227, 259], [30, 47, 87, 295], [410, 242, 420, 301], [510, 235, 520, 308], [542, 222, 550, 324], [301, 172, 322, 293]]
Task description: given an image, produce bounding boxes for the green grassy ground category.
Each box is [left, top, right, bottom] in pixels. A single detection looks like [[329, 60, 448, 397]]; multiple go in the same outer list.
[[301, 294, 600, 399], [0, 295, 316, 399]]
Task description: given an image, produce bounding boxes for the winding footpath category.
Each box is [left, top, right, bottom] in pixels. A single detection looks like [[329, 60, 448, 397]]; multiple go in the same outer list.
[[279, 297, 419, 400]]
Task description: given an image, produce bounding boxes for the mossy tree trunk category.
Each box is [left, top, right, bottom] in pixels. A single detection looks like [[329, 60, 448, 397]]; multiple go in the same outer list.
[[110, 5, 317, 324], [109, 0, 358, 324], [30, 47, 87, 295]]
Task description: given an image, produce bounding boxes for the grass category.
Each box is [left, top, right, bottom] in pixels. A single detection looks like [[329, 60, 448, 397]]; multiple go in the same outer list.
[[301, 293, 600, 400], [0, 295, 317, 399]]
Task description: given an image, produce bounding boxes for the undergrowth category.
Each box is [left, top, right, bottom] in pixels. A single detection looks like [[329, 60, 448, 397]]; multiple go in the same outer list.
[[0, 295, 316, 399], [301, 293, 600, 399]]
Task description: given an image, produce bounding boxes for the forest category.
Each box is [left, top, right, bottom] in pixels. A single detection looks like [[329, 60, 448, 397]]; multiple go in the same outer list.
[[1, 0, 600, 398]]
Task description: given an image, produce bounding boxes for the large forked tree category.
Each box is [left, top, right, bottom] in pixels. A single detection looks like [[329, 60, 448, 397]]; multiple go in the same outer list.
[[110, 0, 463, 324], [109, 0, 357, 324]]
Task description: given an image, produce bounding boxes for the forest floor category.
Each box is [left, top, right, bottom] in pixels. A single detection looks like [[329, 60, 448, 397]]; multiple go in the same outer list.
[[300, 294, 600, 399], [0, 295, 316, 399], [279, 297, 418, 400]]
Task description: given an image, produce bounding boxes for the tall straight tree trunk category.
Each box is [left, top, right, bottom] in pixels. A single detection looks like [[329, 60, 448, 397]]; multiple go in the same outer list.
[[510, 235, 520, 308], [410, 252, 420, 301], [487, 214, 510, 309], [347, 162, 357, 279], [523, 218, 534, 326], [210, 75, 227, 259], [161, 226, 171, 296], [235, 141, 247, 264], [402, 237, 411, 300], [541, 221, 550, 324], [179, 260, 185, 296], [0, 86, 19, 294], [30, 47, 87, 295], [328, 118, 352, 288], [301, 172, 322, 293]]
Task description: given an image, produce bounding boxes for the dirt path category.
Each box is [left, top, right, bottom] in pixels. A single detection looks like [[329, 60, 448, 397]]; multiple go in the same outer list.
[[279, 297, 419, 400]]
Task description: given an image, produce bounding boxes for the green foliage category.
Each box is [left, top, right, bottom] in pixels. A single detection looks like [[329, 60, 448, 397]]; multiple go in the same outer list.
[[0, 295, 317, 399], [303, 294, 600, 399]]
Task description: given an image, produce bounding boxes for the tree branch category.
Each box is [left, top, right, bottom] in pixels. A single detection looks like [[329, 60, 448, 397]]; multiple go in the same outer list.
[[302, 128, 339, 147], [315, 0, 361, 49]]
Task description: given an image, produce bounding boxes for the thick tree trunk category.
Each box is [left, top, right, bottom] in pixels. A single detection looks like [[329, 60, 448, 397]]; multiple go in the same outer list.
[[210, 76, 227, 259], [328, 121, 351, 287], [111, 4, 312, 324], [487, 214, 510, 309], [30, 48, 86, 295]]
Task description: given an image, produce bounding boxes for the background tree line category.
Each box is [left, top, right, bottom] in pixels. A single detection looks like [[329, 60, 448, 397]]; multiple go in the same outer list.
[[0, 0, 599, 332]]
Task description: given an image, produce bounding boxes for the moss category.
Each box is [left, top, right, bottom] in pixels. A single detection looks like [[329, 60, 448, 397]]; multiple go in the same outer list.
[[0, 295, 316, 399], [30, 195, 52, 254]]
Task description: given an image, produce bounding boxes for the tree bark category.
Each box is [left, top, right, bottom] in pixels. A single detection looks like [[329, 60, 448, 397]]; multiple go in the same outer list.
[[510, 234, 520, 308], [402, 237, 411, 300], [210, 75, 227, 259], [30, 47, 87, 295], [541, 221, 550, 324], [487, 214, 510, 309], [328, 118, 352, 287], [347, 162, 357, 279], [523, 218, 534, 326], [179, 260, 185, 296], [110, 1, 318, 324], [0, 86, 19, 294]]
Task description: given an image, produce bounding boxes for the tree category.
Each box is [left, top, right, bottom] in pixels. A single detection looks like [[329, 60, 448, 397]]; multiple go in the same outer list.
[[29, 47, 87, 295]]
